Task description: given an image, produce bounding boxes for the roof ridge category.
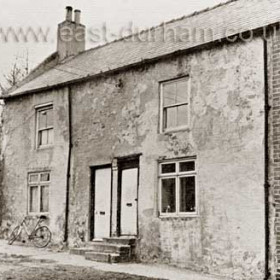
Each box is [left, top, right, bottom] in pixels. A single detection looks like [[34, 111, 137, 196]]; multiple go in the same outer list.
[[10, 0, 279, 99], [71, 0, 239, 58]]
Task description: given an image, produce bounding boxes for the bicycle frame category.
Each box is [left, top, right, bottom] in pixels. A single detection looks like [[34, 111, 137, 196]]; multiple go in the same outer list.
[[18, 216, 45, 239], [9, 215, 51, 248]]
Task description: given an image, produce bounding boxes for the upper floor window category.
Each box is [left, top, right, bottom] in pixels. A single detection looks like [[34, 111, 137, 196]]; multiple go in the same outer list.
[[159, 158, 197, 216], [28, 172, 50, 214], [36, 105, 53, 148], [160, 77, 190, 132]]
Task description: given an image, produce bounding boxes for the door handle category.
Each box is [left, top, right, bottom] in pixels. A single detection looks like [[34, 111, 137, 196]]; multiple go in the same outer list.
[[95, 211, 106, 215], [126, 203, 133, 207]]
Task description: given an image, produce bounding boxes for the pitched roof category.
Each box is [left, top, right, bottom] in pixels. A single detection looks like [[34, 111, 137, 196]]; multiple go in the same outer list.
[[4, 0, 280, 98]]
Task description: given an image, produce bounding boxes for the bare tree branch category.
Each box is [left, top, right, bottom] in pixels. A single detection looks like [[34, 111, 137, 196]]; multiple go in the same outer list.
[[0, 53, 29, 96]]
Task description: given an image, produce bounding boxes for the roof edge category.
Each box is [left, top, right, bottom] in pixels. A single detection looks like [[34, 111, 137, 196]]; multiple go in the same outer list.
[[1, 24, 273, 100]]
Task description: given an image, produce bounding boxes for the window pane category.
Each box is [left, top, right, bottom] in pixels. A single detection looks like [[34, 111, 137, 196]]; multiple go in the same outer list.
[[161, 163, 176, 174], [46, 109, 53, 127], [177, 104, 188, 127], [29, 174, 39, 183], [179, 161, 195, 172], [40, 186, 49, 212], [38, 110, 47, 129], [47, 128, 54, 145], [40, 173, 50, 182], [30, 186, 38, 213], [39, 130, 48, 146], [164, 107, 177, 129], [180, 176, 196, 212], [161, 178, 176, 213], [163, 83, 176, 106], [176, 80, 189, 104]]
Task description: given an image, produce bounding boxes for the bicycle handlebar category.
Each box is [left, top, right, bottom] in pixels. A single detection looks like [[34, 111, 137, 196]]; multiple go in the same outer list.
[[39, 215, 47, 220], [21, 215, 48, 225]]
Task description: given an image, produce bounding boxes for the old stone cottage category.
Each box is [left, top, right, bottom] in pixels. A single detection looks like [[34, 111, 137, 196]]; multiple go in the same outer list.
[[2, 0, 280, 279]]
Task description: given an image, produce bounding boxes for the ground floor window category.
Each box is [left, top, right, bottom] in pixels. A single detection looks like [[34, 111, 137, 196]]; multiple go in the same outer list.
[[159, 158, 197, 216], [28, 172, 50, 214]]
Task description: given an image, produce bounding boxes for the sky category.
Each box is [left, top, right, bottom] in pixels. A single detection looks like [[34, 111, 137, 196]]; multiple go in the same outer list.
[[0, 0, 228, 84]]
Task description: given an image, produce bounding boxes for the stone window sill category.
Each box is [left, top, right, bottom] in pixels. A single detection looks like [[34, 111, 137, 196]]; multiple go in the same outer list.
[[36, 145, 54, 151], [159, 214, 199, 220]]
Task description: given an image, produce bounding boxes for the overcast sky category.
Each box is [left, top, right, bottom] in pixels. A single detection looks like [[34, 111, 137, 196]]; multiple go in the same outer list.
[[0, 0, 228, 83]]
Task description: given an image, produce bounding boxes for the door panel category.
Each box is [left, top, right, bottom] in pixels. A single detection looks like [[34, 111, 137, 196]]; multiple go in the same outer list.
[[121, 168, 138, 235], [94, 168, 111, 239]]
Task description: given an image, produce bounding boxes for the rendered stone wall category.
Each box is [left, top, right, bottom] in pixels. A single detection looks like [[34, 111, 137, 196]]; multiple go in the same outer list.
[[1, 88, 70, 243], [68, 37, 265, 279]]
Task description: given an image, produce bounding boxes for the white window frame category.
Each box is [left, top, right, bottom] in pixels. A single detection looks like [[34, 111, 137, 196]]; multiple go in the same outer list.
[[35, 103, 54, 149], [28, 171, 50, 215], [159, 76, 191, 133], [159, 158, 197, 217]]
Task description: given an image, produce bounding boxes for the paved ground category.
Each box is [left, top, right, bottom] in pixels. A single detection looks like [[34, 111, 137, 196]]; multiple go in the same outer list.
[[0, 240, 230, 280]]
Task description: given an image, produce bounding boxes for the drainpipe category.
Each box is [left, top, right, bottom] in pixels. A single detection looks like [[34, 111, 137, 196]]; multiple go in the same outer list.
[[64, 86, 73, 243], [263, 38, 271, 280]]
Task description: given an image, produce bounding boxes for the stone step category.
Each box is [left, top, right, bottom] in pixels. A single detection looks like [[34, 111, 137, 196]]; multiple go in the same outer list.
[[70, 248, 95, 256], [104, 237, 136, 246], [85, 252, 121, 263], [87, 242, 131, 255]]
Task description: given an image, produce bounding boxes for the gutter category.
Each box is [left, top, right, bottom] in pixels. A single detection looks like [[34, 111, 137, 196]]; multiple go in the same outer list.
[[263, 38, 271, 280], [64, 86, 73, 243]]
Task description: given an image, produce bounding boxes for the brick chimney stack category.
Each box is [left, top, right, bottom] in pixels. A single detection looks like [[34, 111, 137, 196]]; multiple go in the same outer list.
[[57, 6, 86, 61]]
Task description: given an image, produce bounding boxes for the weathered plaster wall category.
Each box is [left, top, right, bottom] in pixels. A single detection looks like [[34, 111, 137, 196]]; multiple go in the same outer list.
[[69, 37, 265, 279], [1, 88, 69, 243]]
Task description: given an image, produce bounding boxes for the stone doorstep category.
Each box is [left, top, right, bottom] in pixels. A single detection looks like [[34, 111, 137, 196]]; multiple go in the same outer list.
[[86, 242, 131, 255], [70, 244, 131, 258], [85, 252, 128, 263], [70, 238, 137, 263], [103, 237, 137, 246], [69, 248, 93, 256]]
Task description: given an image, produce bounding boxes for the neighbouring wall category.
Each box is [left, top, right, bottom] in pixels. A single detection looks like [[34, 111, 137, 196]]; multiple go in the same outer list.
[[0, 104, 3, 229], [1, 88, 70, 243], [268, 29, 280, 280]]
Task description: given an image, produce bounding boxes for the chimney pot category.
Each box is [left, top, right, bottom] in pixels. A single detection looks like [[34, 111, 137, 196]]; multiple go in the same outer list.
[[74, 9, 81, 24], [66, 6, 73, 21]]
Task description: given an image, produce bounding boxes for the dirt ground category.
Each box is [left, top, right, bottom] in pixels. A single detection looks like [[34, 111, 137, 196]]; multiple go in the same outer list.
[[0, 253, 164, 280], [0, 240, 228, 280]]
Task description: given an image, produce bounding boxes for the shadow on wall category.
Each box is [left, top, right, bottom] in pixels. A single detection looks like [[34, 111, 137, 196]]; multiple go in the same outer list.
[[73, 219, 86, 248], [136, 217, 162, 263]]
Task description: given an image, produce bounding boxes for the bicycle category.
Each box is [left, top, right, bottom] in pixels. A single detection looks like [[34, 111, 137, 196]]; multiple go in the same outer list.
[[8, 215, 52, 248]]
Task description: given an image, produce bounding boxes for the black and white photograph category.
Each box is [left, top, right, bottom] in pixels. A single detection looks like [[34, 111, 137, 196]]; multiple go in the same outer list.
[[0, 0, 278, 279]]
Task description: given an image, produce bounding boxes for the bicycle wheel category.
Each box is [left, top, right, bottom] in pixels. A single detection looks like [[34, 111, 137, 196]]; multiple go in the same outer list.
[[32, 226, 52, 248], [8, 226, 21, 245]]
